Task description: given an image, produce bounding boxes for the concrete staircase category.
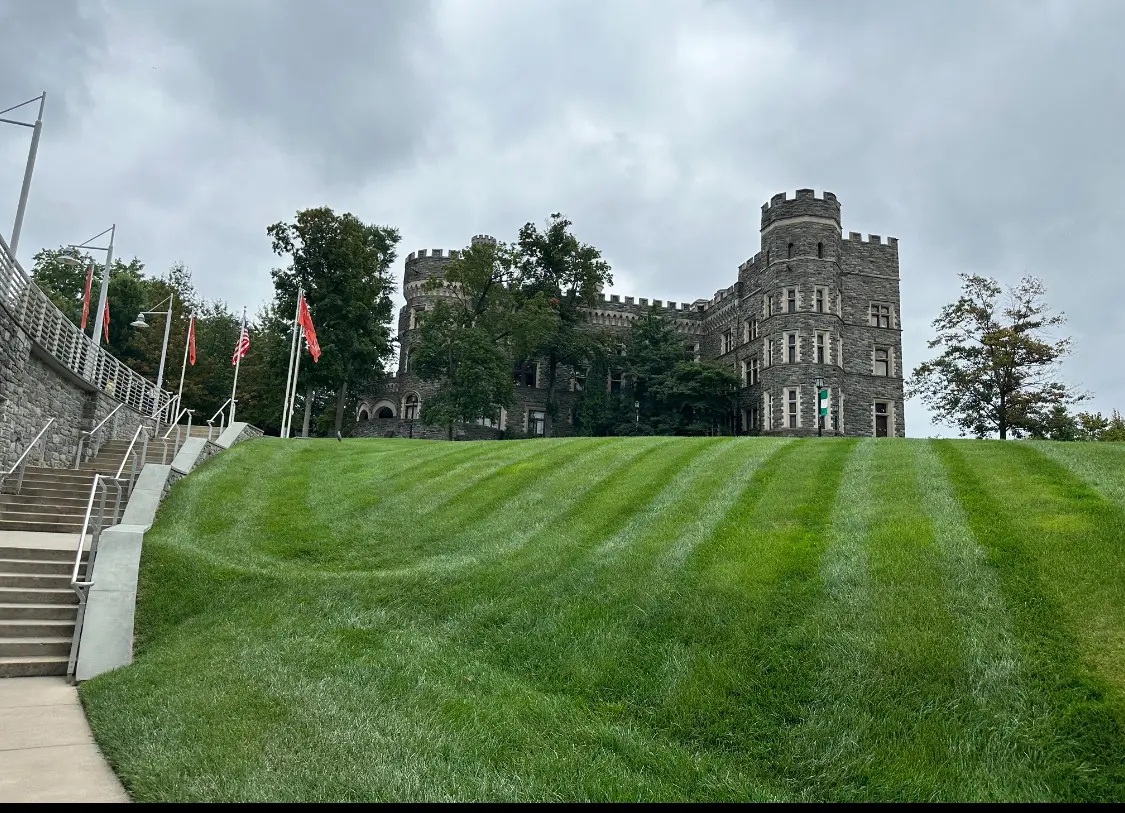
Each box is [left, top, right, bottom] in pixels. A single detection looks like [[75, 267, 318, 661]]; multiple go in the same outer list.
[[0, 546, 85, 677], [0, 437, 172, 535]]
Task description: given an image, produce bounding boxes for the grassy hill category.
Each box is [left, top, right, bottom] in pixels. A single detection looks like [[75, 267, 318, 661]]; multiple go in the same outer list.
[[78, 436, 1125, 802]]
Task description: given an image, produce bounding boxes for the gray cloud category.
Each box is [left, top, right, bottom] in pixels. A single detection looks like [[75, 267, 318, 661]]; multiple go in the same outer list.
[[1, 0, 1122, 434]]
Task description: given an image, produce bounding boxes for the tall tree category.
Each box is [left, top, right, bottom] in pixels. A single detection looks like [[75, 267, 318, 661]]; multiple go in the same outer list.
[[267, 207, 400, 433], [413, 238, 551, 439], [648, 362, 741, 435], [514, 214, 613, 435], [908, 273, 1087, 439], [626, 307, 692, 426]]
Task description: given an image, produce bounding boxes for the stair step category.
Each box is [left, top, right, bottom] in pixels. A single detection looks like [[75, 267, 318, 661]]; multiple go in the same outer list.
[[0, 502, 91, 518], [0, 557, 74, 575], [1, 483, 124, 500], [1, 493, 100, 507], [0, 587, 78, 605], [0, 655, 69, 677], [0, 547, 84, 563], [0, 636, 72, 657], [0, 511, 112, 527], [0, 603, 79, 620], [0, 573, 73, 589], [0, 619, 75, 637], [0, 519, 105, 534]]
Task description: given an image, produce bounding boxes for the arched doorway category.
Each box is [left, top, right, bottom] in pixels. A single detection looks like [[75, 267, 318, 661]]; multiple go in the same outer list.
[[402, 392, 420, 420]]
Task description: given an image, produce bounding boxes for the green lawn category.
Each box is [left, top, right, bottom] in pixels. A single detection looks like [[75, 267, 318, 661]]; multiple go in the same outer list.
[[78, 436, 1125, 802]]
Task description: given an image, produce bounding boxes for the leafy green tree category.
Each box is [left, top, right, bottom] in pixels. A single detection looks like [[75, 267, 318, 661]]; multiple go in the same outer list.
[[908, 274, 1087, 439], [268, 207, 400, 433], [514, 214, 613, 434], [414, 238, 554, 439], [649, 362, 741, 435], [626, 308, 692, 428]]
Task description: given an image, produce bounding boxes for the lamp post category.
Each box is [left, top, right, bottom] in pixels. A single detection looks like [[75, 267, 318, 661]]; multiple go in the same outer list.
[[61, 225, 116, 350], [131, 294, 175, 427], [815, 376, 825, 438], [1, 91, 46, 256]]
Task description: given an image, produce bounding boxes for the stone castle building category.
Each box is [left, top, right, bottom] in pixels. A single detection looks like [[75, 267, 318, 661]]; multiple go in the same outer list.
[[356, 189, 905, 439]]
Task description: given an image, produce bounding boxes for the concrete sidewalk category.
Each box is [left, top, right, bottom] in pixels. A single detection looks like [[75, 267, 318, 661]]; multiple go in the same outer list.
[[0, 677, 129, 803]]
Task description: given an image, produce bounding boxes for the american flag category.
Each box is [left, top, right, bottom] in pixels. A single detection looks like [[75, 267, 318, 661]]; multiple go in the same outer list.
[[232, 312, 250, 366]]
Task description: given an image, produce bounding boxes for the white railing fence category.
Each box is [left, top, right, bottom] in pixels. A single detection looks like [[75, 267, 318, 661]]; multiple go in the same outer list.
[[0, 231, 172, 417]]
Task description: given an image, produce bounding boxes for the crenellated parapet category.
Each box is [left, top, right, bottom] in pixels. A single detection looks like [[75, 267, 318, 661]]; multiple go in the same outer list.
[[760, 189, 841, 231]]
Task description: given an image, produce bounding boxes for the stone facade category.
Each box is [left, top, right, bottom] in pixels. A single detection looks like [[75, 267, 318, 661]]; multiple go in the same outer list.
[[0, 295, 150, 470], [358, 190, 906, 439]]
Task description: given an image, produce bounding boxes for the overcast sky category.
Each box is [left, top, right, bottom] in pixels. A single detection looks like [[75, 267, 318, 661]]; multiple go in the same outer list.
[[2, 0, 1122, 436]]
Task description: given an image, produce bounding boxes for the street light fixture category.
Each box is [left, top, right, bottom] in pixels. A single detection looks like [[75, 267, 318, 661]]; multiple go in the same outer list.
[[62, 225, 117, 350], [1, 91, 46, 256], [132, 294, 175, 428]]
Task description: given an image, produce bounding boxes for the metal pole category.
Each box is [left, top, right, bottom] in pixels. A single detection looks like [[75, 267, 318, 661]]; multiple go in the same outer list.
[[9, 92, 45, 255], [230, 307, 245, 423], [280, 288, 302, 438], [177, 313, 192, 413], [288, 327, 304, 438], [153, 295, 173, 429], [91, 225, 115, 350]]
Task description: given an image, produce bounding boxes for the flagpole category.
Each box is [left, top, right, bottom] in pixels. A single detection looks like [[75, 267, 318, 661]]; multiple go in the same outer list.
[[176, 313, 193, 416], [280, 288, 302, 438], [288, 326, 305, 438], [230, 307, 245, 424]]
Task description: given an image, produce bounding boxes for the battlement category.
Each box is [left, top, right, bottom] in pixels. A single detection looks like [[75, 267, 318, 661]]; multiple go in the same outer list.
[[405, 248, 462, 263], [760, 189, 841, 231], [844, 232, 898, 248], [471, 234, 497, 246]]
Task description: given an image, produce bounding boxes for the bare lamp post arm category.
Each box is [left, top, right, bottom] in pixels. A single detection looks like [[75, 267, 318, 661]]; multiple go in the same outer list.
[[1, 91, 46, 256]]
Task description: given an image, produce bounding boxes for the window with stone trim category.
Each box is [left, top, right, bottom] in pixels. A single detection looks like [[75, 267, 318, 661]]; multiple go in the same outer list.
[[786, 331, 799, 363], [750, 404, 759, 430], [740, 360, 748, 386], [403, 392, 420, 420], [765, 391, 774, 430], [609, 370, 624, 392], [870, 303, 892, 328], [749, 319, 759, 340], [874, 346, 891, 377], [721, 329, 734, 355], [786, 287, 797, 313], [528, 409, 546, 436], [514, 361, 537, 387], [410, 307, 426, 329], [764, 294, 773, 318], [816, 332, 827, 364], [815, 287, 826, 313], [766, 337, 776, 367], [786, 387, 800, 429], [750, 355, 760, 385], [817, 242, 824, 259]]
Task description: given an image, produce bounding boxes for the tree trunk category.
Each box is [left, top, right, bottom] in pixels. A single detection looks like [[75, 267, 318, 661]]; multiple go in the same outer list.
[[998, 392, 1007, 439], [334, 380, 347, 434], [447, 422, 454, 441], [302, 387, 314, 437], [545, 352, 558, 436]]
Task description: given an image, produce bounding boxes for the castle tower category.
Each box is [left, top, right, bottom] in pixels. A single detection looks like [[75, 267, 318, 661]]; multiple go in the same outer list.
[[746, 190, 904, 437]]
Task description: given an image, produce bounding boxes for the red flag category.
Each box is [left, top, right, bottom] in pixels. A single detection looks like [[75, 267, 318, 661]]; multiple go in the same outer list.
[[297, 296, 321, 363], [187, 315, 196, 366], [103, 299, 110, 342], [80, 264, 93, 330]]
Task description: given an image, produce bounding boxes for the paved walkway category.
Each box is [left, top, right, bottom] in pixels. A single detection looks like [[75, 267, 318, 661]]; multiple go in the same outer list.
[[1, 531, 129, 802], [0, 677, 129, 802]]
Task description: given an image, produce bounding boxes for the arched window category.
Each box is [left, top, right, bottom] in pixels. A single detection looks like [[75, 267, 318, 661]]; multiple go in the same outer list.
[[375, 406, 394, 419], [817, 242, 824, 259], [403, 393, 420, 420], [787, 242, 794, 259], [357, 408, 370, 421]]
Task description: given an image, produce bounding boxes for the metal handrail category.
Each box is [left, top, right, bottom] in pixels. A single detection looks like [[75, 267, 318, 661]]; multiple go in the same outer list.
[[160, 408, 194, 463], [74, 403, 123, 468], [67, 472, 124, 681], [0, 231, 173, 416], [114, 423, 150, 483], [0, 417, 55, 496], [207, 398, 235, 441], [152, 393, 180, 438]]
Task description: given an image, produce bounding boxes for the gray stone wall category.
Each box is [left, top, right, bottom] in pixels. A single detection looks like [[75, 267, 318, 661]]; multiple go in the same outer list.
[[351, 417, 503, 441], [0, 297, 150, 470]]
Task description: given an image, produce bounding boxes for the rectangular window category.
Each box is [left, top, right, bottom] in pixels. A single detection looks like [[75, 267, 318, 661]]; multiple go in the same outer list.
[[750, 319, 759, 340], [750, 405, 759, 430], [750, 356, 759, 385], [610, 371, 623, 392], [529, 409, 546, 436], [515, 361, 537, 388], [787, 288, 797, 313], [765, 392, 774, 430], [765, 295, 773, 318], [874, 347, 890, 376], [410, 307, 425, 329], [787, 332, 798, 364], [740, 360, 748, 386], [815, 288, 825, 313], [766, 338, 775, 367], [870, 303, 891, 328], [787, 388, 799, 429], [721, 329, 734, 355], [874, 401, 889, 438], [816, 332, 826, 364]]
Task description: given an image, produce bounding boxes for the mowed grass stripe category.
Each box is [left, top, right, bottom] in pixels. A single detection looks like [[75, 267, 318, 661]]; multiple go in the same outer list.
[[912, 440, 1048, 800], [936, 440, 1125, 801], [1031, 440, 1125, 511]]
